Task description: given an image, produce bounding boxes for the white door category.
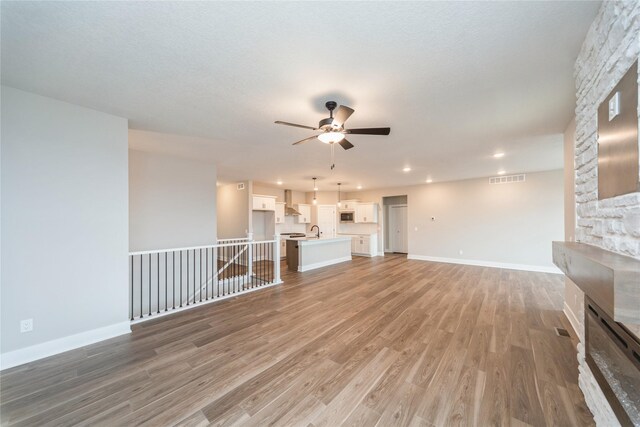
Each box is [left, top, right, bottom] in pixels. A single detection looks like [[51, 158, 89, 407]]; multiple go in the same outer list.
[[316, 205, 337, 237], [389, 205, 408, 253]]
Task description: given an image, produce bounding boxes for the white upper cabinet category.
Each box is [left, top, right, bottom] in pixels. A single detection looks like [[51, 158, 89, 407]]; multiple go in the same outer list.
[[295, 204, 311, 223], [252, 195, 276, 211], [275, 202, 285, 224], [339, 200, 359, 212], [355, 203, 378, 223]]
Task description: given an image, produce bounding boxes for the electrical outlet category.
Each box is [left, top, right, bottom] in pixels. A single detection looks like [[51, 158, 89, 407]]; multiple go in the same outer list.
[[20, 318, 33, 333]]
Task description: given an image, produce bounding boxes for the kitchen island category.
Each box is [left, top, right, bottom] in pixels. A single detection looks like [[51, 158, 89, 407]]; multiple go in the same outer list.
[[285, 236, 352, 272]]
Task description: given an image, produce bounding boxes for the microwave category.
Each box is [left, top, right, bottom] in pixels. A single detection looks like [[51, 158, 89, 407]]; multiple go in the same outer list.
[[340, 212, 354, 223]]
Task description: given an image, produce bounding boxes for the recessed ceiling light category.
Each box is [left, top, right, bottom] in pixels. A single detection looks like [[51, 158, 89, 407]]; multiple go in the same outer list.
[[276, 180, 283, 185], [493, 152, 505, 158], [357, 185, 362, 190], [497, 170, 506, 175], [426, 179, 433, 183], [403, 167, 411, 172]]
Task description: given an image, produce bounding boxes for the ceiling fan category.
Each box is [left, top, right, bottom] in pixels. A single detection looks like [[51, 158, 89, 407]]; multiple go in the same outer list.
[[275, 101, 390, 151]]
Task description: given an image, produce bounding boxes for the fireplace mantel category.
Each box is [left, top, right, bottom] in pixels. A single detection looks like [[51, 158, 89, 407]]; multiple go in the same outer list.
[[553, 241, 640, 326]]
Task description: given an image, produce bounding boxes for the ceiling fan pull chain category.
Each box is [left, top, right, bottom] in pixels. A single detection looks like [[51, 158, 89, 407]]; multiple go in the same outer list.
[[330, 143, 335, 170]]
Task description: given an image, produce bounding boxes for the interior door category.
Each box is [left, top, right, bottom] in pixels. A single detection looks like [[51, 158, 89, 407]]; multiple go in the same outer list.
[[389, 205, 408, 253], [316, 205, 337, 237]]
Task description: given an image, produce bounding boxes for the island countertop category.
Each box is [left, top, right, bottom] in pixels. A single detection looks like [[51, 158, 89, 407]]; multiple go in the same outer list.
[[284, 236, 351, 245]]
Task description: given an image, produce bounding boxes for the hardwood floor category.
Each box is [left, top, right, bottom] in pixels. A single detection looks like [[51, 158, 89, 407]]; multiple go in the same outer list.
[[0, 255, 594, 426]]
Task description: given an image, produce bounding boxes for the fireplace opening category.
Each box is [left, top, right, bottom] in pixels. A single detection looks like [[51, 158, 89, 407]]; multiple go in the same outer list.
[[585, 297, 640, 426]]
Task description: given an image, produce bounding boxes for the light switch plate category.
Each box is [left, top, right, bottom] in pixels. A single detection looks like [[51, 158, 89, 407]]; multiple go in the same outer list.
[[608, 91, 620, 121]]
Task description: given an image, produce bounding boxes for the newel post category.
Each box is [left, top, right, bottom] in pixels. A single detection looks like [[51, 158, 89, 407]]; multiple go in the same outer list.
[[247, 232, 253, 279], [274, 233, 281, 283]]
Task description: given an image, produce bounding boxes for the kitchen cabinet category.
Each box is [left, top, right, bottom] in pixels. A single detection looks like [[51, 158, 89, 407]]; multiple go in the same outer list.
[[349, 233, 378, 257], [252, 195, 276, 211], [339, 200, 359, 212], [275, 202, 285, 224], [295, 204, 311, 223], [355, 203, 378, 223]]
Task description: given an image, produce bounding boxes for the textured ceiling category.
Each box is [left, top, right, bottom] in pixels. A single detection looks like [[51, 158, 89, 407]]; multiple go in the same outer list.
[[1, 1, 600, 191]]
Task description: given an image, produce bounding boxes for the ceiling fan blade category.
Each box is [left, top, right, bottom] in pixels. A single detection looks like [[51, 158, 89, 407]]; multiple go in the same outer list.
[[331, 105, 354, 128], [345, 127, 391, 135], [338, 139, 354, 150], [275, 121, 317, 130], [292, 135, 319, 145]]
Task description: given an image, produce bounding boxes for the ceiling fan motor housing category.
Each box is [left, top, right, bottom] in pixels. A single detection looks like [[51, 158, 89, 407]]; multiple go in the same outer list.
[[318, 117, 335, 130]]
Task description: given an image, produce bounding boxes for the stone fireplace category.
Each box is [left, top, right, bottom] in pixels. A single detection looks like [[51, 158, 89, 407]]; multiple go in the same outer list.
[[562, 1, 640, 425], [554, 241, 640, 425], [585, 297, 640, 425]]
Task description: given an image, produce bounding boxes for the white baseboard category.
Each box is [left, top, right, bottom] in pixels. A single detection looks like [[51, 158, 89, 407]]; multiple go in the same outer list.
[[377, 252, 385, 257], [0, 321, 131, 371], [298, 256, 352, 272], [406, 254, 563, 274], [563, 301, 581, 339]]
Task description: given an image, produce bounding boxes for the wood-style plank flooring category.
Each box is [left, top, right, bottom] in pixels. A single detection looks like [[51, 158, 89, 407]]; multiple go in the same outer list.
[[0, 255, 594, 426]]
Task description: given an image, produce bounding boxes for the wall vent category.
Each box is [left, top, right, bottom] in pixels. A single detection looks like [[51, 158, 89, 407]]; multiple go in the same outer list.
[[489, 174, 526, 184], [237, 183, 245, 190]]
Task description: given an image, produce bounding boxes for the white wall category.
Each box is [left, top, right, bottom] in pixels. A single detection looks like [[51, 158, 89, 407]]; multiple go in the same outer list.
[[129, 149, 217, 251], [1, 87, 130, 366], [348, 169, 564, 271]]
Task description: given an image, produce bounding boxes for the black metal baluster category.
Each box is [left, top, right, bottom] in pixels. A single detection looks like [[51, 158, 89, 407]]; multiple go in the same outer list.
[[165, 252, 168, 312], [148, 253, 152, 316], [206, 248, 209, 301], [269, 242, 272, 283], [172, 251, 176, 309], [250, 242, 253, 289], [234, 243, 237, 293], [193, 249, 202, 304], [251, 243, 253, 286], [140, 255, 143, 318], [130, 256, 134, 321], [259, 243, 262, 286]]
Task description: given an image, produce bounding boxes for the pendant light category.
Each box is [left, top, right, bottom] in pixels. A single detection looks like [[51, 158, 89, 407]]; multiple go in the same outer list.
[[312, 177, 318, 205], [337, 182, 342, 207]]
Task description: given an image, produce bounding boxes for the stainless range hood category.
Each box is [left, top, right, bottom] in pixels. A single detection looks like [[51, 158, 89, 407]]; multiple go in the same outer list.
[[284, 190, 301, 216]]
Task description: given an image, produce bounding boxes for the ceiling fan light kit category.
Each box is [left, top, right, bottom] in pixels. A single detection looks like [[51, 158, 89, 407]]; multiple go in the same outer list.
[[318, 132, 345, 144]]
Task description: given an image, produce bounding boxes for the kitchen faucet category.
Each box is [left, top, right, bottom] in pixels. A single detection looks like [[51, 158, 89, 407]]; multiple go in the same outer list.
[[310, 225, 320, 238]]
